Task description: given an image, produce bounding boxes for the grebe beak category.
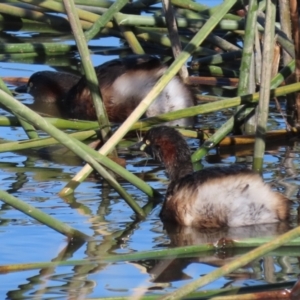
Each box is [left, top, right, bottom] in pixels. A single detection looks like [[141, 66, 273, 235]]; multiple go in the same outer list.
[[15, 84, 28, 93], [129, 140, 146, 151], [139, 143, 147, 151]]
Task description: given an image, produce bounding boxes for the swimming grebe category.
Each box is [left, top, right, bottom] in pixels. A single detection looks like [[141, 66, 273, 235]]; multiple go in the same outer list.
[[139, 126, 289, 228], [15, 71, 80, 104], [15, 56, 195, 125], [62, 55, 195, 126]]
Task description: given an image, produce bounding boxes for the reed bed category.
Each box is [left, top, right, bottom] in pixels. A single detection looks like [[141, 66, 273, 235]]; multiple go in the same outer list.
[[0, 0, 300, 299]]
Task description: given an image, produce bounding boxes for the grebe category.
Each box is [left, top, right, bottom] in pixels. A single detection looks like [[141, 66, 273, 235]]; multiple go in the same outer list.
[[16, 56, 195, 126], [62, 55, 195, 126], [138, 126, 289, 228]]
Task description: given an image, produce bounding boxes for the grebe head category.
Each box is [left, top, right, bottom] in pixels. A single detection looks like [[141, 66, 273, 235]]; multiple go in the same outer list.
[[139, 126, 193, 181], [15, 71, 80, 104]]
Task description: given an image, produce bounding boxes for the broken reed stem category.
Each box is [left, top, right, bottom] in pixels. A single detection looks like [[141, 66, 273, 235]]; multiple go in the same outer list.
[[162, 0, 188, 79]]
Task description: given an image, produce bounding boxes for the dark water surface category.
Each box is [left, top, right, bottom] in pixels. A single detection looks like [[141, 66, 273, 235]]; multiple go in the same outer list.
[[1, 1, 300, 299]]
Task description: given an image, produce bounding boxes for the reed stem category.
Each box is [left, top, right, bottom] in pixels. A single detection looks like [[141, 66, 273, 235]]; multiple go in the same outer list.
[[160, 226, 300, 300], [0, 189, 90, 241], [63, 0, 111, 141], [253, 0, 276, 171]]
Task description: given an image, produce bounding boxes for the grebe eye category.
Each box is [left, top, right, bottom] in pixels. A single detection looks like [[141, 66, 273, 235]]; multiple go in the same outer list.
[[27, 82, 33, 93]]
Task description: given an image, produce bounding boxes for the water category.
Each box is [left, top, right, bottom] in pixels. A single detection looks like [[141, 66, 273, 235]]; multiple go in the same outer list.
[[0, 98, 298, 299], [0, 1, 299, 299]]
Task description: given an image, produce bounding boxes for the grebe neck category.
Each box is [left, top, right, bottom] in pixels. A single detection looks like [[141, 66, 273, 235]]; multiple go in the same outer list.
[[158, 141, 193, 181], [141, 126, 193, 182]]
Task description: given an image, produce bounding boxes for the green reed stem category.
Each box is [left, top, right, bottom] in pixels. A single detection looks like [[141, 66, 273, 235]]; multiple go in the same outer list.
[[279, 0, 293, 63], [209, 291, 290, 300], [160, 226, 300, 300], [237, 0, 257, 96], [55, 0, 114, 7], [279, 0, 294, 118], [115, 15, 145, 54], [1, 53, 79, 65], [171, 0, 210, 13], [133, 81, 300, 131], [14, 119, 38, 139], [205, 33, 241, 52], [0, 16, 67, 34], [0, 130, 97, 152], [0, 3, 69, 27], [253, 0, 276, 172], [134, 26, 216, 55], [16, 0, 248, 33], [114, 12, 243, 29], [0, 42, 76, 54], [0, 116, 99, 130], [0, 189, 90, 241], [84, 0, 128, 41], [1, 234, 300, 273], [20, 0, 113, 27], [0, 78, 38, 139], [236, 0, 258, 134], [63, 0, 112, 142], [171, 0, 239, 21]]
